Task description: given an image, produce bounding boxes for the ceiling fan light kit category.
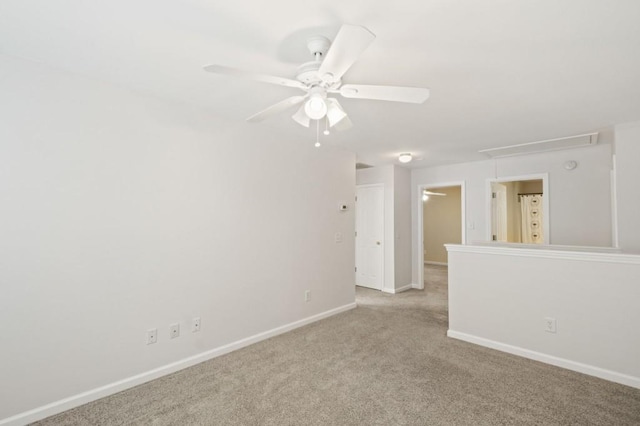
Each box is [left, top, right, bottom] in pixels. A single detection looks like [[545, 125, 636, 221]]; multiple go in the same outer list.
[[304, 91, 328, 120], [292, 105, 311, 127], [204, 24, 430, 142], [326, 99, 347, 126]]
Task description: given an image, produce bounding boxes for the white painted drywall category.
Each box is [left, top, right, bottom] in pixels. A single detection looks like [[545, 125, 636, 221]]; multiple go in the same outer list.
[[614, 121, 640, 253], [446, 245, 640, 388], [0, 55, 355, 423], [393, 166, 412, 289], [411, 144, 613, 285]]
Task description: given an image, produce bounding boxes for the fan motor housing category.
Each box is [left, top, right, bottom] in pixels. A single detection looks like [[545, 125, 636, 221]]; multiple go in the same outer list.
[[296, 61, 322, 85], [296, 62, 342, 89]]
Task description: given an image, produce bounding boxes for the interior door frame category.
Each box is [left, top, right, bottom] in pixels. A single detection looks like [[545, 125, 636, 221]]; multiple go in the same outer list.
[[485, 173, 550, 244], [416, 181, 466, 290], [355, 183, 385, 290]]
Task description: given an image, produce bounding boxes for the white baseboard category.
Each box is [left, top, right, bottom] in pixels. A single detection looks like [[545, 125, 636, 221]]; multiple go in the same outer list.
[[447, 330, 640, 390], [411, 283, 422, 290], [424, 261, 448, 266], [0, 303, 357, 426], [394, 284, 413, 293], [381, 284, 413, 294]]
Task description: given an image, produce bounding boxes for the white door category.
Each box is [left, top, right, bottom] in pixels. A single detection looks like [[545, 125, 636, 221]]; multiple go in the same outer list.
[[491, 182, 508, 242], [355, 185, 384, 290]]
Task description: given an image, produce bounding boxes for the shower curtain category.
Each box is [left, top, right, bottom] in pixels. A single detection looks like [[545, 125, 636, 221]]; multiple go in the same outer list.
[[520, 194, 543, 244]]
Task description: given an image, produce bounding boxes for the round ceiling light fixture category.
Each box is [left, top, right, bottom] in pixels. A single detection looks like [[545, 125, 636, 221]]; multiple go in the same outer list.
[[398, 153, 413, 163]]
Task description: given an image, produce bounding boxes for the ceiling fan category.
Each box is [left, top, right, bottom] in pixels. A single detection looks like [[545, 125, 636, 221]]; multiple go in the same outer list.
[[204, 25, 430, 130], [423, 190, 447, 201]]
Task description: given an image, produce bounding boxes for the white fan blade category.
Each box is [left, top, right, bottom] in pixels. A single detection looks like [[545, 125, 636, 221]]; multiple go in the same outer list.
[[340, 84, 430, 104], [317, 25, 375, 82], [204, 64, 306, 90], [247, 96, 307, 123]]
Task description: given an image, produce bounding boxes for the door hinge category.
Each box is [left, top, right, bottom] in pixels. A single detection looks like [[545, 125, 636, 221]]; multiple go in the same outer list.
[[492, 235, 497, 241], [492, 192, 496, 199], [355, 231, 357, 237], [355, 267, 357, 272], [355, 196, 358, 202]]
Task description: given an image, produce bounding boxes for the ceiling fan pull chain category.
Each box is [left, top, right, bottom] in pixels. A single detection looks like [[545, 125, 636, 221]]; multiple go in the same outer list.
[[315, 119, 321, 148]]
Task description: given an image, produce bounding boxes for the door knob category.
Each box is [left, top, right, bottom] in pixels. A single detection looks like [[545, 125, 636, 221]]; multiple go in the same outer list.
[[376, 241, 381, 245]]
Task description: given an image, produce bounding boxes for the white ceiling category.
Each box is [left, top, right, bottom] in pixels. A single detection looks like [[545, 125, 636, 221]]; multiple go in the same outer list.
[[1, 0, 639, 168]]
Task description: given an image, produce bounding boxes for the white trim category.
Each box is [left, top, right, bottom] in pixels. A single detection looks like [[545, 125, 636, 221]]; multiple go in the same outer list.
[[485, 173, 550, 244], [611, 154, 619, 248], [411, 283, 421, 289], [355, 183, 384, 189], [381, 284, 413, 294], [445, 244, 636, 264], [395, 284, 413, 293], [447, 330, 640, 390], [0, 303, 357, 426], [416, 181, 466, 290], [424, 261, 448, 266]]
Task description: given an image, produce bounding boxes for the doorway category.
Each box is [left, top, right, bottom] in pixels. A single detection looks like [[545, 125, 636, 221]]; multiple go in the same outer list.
[[416, 182, 466, 290], [355, 184, 384, 290], [487, 175, 548, 244]]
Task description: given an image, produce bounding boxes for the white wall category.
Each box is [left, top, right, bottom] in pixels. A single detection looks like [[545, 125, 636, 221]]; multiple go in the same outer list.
[[447, 245, 640, 389], [614, 121, 640, 253], [393, 166, 412, 290], [411, 144, 613, 285], [0, 55, 356, 423]]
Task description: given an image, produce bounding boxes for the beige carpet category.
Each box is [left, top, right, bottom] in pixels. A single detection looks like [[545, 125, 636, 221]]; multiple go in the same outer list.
[[35, 265, 640, 425]]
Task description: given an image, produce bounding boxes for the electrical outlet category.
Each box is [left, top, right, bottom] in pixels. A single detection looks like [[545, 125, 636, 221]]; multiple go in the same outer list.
[[305, 290, 311, 302], [169, 323, 180, 339], [544, 317, 557, 333], [146, 328, 157, 345], [192, 317, 201, 333]]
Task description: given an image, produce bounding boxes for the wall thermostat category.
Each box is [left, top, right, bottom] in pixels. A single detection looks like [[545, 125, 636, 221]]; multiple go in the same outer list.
[[339, 204, 348, 211]]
